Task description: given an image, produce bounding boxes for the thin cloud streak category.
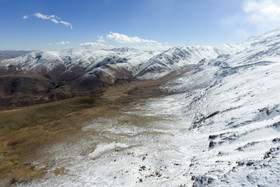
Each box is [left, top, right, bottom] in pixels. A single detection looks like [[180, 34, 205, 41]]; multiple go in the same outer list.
[[23, 12, 73, 29]]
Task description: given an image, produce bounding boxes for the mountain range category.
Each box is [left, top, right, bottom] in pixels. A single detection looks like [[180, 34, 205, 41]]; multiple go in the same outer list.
[[1, 27, 280, 186], [0, 42, 238, 109]]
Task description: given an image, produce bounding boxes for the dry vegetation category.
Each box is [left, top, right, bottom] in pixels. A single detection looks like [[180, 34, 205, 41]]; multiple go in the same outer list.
[[0, 66, 195, 186]]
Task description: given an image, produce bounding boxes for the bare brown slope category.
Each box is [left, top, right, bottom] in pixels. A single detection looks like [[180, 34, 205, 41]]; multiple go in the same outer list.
[[0, 65, 195, 186], [0, 72, 104, 110], [0, 63, 140, 110]]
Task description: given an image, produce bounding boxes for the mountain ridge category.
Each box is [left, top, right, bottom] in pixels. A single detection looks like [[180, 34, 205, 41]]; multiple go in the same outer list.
[[1, 27, 280, 186]]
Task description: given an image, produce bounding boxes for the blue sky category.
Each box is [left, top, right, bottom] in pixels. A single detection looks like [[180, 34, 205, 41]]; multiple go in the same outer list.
[[1, 0, 280, 50]]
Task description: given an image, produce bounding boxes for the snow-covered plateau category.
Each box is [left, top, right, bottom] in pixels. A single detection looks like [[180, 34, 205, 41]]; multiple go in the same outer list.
[[6, 27, 280, 186]]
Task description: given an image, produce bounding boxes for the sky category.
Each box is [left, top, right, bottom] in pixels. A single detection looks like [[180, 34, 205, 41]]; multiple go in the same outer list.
[[1, 0, 280, 50]]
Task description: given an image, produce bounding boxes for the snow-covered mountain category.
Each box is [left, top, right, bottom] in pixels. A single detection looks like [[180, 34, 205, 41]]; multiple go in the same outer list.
[[136, 45, 239, 79], [0, 47, 160, 83], [0, 44, 239, 82], [2, 27, 280, 186], [157, 27, 280, 186]]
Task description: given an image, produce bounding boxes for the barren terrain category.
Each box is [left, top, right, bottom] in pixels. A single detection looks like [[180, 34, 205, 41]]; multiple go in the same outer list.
[[0, 67, 194, 186]]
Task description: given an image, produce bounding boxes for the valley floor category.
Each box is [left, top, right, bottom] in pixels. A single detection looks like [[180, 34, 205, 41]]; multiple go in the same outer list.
[[0, 67, 194, 186], [2, 28, 280, 187], [1, 64, 280, 187]]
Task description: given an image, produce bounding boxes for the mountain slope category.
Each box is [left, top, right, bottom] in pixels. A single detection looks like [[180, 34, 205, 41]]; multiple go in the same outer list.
[[136, 45, 239, 79], [1, 28, 280, 186], [0, 48, 161, 108], [0, 47, 161, 82], [0, 45, 239, 82], [158, 27, 280, 186], [0, 45, 239, 109]]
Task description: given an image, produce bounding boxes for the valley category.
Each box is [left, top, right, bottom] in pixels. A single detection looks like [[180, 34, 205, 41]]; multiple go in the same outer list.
[[1, 27, 280, 186], [0, 67, 194, 186]]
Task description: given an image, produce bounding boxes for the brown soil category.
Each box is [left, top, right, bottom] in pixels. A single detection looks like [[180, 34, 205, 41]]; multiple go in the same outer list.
[[0, 66, 195, 186]]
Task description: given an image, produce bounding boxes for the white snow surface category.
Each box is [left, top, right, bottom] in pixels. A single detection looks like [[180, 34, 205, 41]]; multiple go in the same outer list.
[[160, 27, 280, 186], [0, 47, 159, 77], [15, 28, 280, 186], [0, 45, 239, 80], [135, 44, 239, 80]]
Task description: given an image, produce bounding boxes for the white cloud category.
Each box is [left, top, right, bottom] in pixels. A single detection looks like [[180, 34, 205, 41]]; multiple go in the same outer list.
[[51, 18, 59, 24], [80, 35, 107, 48], [24, 12, 73, 29], [97, 36, 105, 44], [80, 42, 106, 48], [106, 32, 161, 45], [221, 0, 280, 38], [57, 41, 70, 45], [80, 33, 165, 49], [60, 21, 73, 29], [243, 0, 280, 24], [34, 12, 49, 20]]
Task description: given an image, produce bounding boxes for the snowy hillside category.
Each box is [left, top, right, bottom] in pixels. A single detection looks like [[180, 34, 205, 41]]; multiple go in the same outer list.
[[15, 28, 280, 186], [136, 45, 239, 80], [158, 27, 280, 186], [0, 45, 239, 81], [0, 47, 161, 82]]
